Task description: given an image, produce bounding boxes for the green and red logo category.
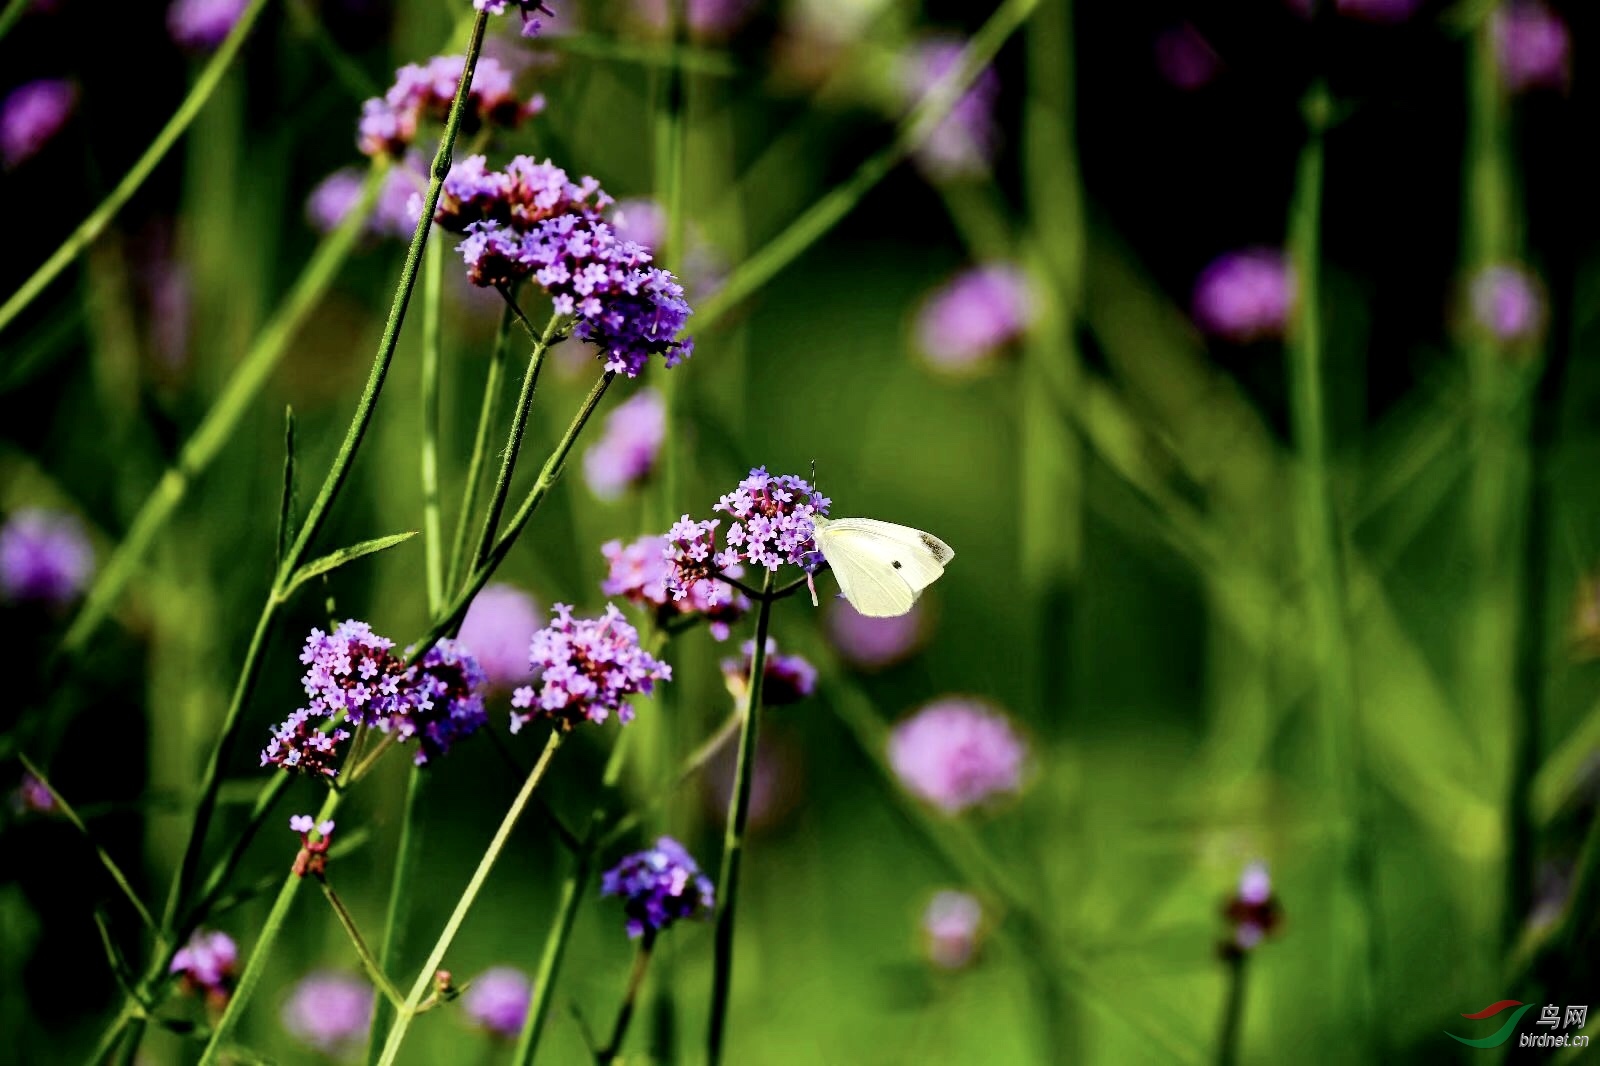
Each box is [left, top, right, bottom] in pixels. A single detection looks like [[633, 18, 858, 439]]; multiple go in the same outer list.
[[1447, 1000, 1536, 1048]]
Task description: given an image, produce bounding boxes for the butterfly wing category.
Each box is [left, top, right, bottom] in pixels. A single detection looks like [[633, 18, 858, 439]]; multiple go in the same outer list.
[[814, 518, 954, 617]]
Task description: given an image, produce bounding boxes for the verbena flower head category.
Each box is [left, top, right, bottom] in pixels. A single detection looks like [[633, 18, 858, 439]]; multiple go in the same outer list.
[[601, 836, 715, 938], [888, 698, 1026, 813], [722, 638, 816, 707], [358, 56, 540, 158], [1222, 860, 1282, 955], [1469, 263, 1544, 345], [915, 263, 1035, 372], [610, 197, 727, 299], [510, 603, 671, 731], [459, 583, 542, 688], [584, 388, 666, 499], [171, 929, 237, 1003], [281, 971, 373, 1053], [1494, 2, 1571, 93], [476, 0, 554, 37], [167, 0, 249, 50], [1192, 248, 1295, 342], [435, 155, 604, 234], [10, 772, 56, 815], [289, 815, 336, 878], [923, 890, 984, 969], [1154, 23, 1222, 91], [462, 966, 531, 1037], [666, 468, 831, 603], [601, 535, 748, 639], [825, 599, 925, 670], [1, 79, 74, 169], [901, 37, 1000, 181], [406, 639, 490, 765], [0, 508, 93, 605]]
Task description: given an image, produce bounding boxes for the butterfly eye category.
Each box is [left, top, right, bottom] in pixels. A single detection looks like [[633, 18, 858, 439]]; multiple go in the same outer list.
[[892, 561, 902, 569]]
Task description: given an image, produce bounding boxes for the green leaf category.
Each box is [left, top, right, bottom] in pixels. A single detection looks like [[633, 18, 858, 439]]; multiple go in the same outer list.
[[282, 531, 418, 599]]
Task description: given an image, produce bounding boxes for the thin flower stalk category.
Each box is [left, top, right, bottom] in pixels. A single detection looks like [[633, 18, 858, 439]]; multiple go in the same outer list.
[[320, 881, 407, 1012], [597, 934, 656, 1065]]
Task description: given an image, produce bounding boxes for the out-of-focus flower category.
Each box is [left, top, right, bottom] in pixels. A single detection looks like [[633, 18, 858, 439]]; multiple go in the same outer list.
[[922, 890, 984, 969], [701, 732, 801, 830], [281, 971, 373, 1053], [1493, 2, 1571, 92], [171, 929, 238, 1004], [463, 966, 531, 1037], [914, 263, 1035, 372], [510, 604, 671, 731], [167, 0, 249, 50], [721, 638, 816, 707], [899, 37, 1000, 181], [888, 698, 1026, 813], [1468, 263, 1544, 346], [1221, 861, 1282, 955], [584, 388, 666, 500], [601, 837, 715, 938], [9, 773, 56, 815], [289, 814, 336, 878], [1334, 0, 1423, 22], [601, 535, 748, 639], [476, 0, 554, 37], [0, 508, 93, 606], [825, 598, 925, 670], [459, 584, 542, 688], [306, 154, 429, 240], [1154, 23, 1222, 90], [1, 79, 74, 170], [631, 0, 751, 39], [358, 56, 541, 159], [1572, 572, 1600, 661], [666, 467, 831, 605], [1191, 249, 1295, 342], [610, 198, 727, 299]]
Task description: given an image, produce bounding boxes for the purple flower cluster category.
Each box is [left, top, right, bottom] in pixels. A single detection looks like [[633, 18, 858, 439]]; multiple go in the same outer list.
[[1494, 2, 1571, 93], [476, 0, 554, 38], [1469, 264, 1544, 345], [901, 38, 1001, 181], [261, 622, 487, 775], [1222, 861, 1281, 955], [358, 56, 541, 159], [610, 198, 727, 299], [306, 154, 429, 241], [167, 0, 249, 50], [462, 966, 531, 1036], [171, 929, 237, 1003], [584, 388, 666, 499], [601, 836, 715, 938], [458, 583, 542, 687], [825, 599, 926, 670], [1, 79, 74, 170], [601, 535, 748, 639], [281, 971, 373, 1053], [510, 603, 671, 731], [10, 772, 56, 816], [888, 698, 1026, 813], [435, 154, 605, 235], [1191, 248, 1295, 343], [666, 467, 831, 604], [1, 508, 93, 606], [923, 890, 984, 969], [914, 263, 1035, 372], [721, 639, 816, 707]]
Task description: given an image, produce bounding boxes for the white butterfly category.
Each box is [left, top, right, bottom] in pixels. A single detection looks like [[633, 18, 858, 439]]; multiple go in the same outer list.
[[811, 516, 955, 618]]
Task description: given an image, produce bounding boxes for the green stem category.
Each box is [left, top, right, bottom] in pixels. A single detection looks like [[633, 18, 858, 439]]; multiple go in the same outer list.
[[0, 0, 272, 338], [321, 881, 407, 1011], [705, 569, 775, 1066], [364, 769, 429, 1065], [447, 305, 515, 593], [599, 708, 741, 848], [0, 0, 29, 45], [81, 1003, 138, 1066], [1215, 954, 1248, 1066], [374, 732, 566, 1066], [597, 934, 656, 1065], [421, 239, 446, 615]]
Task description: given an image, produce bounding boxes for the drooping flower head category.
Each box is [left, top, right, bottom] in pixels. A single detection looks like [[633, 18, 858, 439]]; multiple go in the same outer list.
[[665, 467, 832, 604], [281, 971, 374, 1053], [601, 535, 748, 639], [510, 603, 671, 731], [900, 37, 1001, 181], [167, 0, 249, 50], [463, 966, 531, 1037], [825, 599, 925, 670], [1468, 263, 1545, 346], [584, 388, 666, 499], [1222, 861, 1282, 955], [358, 56, 541, 159], [476, 0, 554, 37], [1, 79, 75, 169], [721, 638, 816, 707], [458, 583, 542, 688], [923, 890, 984, 969], [0, 508, 93, 606], [888, 698, 1026, 813], [601, 837, 715, 938], [1154, 23, 1222, 91], [914, 263, 1036, 372], [1191, 248, 1295, 342], [1493, 2, 1571, 93], [171, 929, 238, 1004]]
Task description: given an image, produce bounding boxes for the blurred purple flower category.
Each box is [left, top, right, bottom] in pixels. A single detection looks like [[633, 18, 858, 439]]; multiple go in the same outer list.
[[281, 971, 373, 1053], [701, 732, 799, 830], [601, 534, 748, 639], [722, 638, 816, 707], [358, 56, 540, 158], [825, 598, 925, 670], [915, 263, 1035, 372], [584, 388, 666, 499], [1334, 0, 1423, 22], [171, 929, 237, 1003], [601, 836, 715, 938], [167, 0, 249, 50], [476, 0, 554, 37], [666, 467, 831, 605], [631, 0, 751, 39], [463, 966, 531, 1037], [0, 508, 93, 605], [923, 890, 983, 969], [1, 79, 75, 169], [888, 698, 1026, 813], [1494, 2, 1570, 93], [1222, 860, 1281, 955], [1154, 23, 1222, 91], [901, 38, 1000, 181], [510, 603, 671, 731], [1191, 248, 1295, 342], [10, 772, 56, 815], [1469, 263, 1544, 344], [307, 168, 367, 233], [458, 583, 542, 688], [306, 154, 428, 240]]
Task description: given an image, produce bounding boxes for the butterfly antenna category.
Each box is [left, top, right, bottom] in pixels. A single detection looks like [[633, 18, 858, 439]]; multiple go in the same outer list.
[[810, 458, 819, 487]]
